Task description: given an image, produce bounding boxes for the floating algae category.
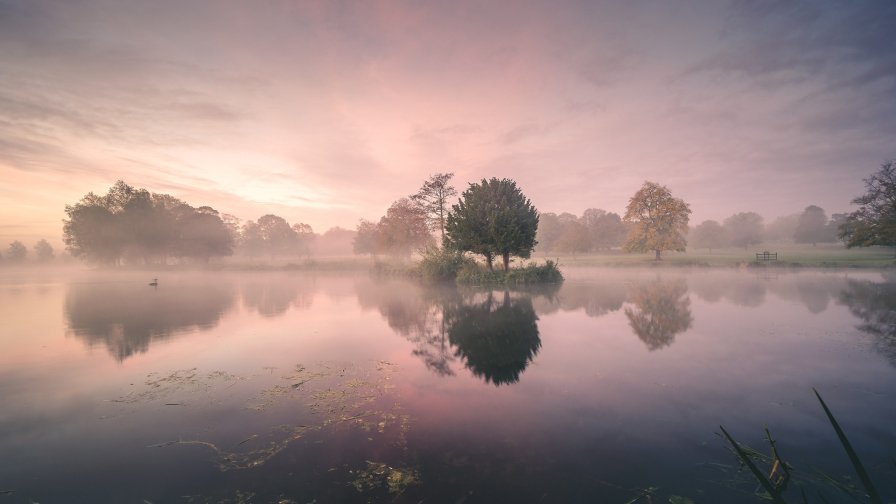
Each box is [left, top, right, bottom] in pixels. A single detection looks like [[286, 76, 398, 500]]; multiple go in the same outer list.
[[110, 369, 245, 405], [135, 360, 409, 472], [349, 461, 420, 495]]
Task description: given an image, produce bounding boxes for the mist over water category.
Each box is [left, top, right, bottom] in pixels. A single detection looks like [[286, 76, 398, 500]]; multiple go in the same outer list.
[[1, 267, 894, 502]]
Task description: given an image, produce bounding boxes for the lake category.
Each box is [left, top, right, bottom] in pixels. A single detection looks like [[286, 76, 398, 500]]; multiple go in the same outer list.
[[1, 267, 894, 503]]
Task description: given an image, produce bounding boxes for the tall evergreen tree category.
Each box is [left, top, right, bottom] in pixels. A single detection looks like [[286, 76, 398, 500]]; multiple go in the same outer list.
[[445, 178, 538, 270]]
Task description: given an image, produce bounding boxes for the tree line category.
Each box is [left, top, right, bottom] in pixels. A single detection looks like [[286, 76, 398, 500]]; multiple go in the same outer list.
[[354, 174, 539, 270], [60, 180, 358, 266], [54, 158, 896, 266], [0, 239, 55, 264]]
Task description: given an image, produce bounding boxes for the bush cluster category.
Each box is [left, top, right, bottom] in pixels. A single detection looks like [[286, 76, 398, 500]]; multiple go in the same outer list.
[[417, 248, 476, 282], [456, 260, 563, 285]]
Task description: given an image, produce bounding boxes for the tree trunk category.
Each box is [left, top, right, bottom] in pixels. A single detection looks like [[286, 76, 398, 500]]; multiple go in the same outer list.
[[655, 249, 661, 260], [502, 252, 510, 271], [485, 253, 494, 271]]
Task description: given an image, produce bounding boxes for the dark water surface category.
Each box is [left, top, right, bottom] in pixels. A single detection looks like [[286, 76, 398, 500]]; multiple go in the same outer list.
[[1, 268, 894, 503]]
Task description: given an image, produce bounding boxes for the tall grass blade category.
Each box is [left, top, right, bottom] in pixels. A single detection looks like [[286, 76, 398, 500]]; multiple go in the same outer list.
[[813, 388, 883, 504], [719, 425, 788, 504]]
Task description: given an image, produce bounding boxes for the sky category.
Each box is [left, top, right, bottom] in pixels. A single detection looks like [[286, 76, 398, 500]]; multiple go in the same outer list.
[[1, 0, 895, 247]]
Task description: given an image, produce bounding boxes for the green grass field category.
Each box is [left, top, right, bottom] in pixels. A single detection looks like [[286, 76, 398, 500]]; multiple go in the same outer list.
[[533, 242, 896, 268]]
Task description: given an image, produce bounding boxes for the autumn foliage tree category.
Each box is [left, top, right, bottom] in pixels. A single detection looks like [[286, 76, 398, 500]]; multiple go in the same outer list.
[[353, 199, 433, 259], [623, 181, 691, 260], [378, 198, 433, 257]]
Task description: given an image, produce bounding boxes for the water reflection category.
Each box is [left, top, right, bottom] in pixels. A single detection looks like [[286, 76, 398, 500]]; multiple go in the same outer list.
[[241, 276, 315, 317], [355, 281, 459, 376], [446, 291, 541, 386], [838, 278, 896, 367], [531, 280, 625, 317], [687, 272, 843, 313], [356, 281, 543, 385], [65, 280, 236, 360], [623, 278, 693, 351]]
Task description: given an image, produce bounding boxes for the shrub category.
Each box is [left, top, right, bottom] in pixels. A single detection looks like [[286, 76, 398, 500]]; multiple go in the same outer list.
[[418, 248, 474, 282], [456, 260, 563, 285]]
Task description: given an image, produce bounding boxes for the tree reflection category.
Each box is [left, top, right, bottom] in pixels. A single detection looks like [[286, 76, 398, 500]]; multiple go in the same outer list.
[[355, 280, 459, 376], [446, 291, 541, 386], [355, 281, 542, 384], [838, 278, 896, 366], [240, 275, 315, 317], [531, 281, 624, 317], [624, 279, 693, 351], [65, 280, 236, 360]]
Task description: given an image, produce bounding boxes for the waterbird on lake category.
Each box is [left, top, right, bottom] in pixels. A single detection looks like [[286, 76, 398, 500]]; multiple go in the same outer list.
[[149, 278, 158, 287]]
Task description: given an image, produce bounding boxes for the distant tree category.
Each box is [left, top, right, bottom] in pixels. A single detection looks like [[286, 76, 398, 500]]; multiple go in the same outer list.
[[622, 181, 691, 260], [377, 198, 433, 258], [793, 205, 831, 246], [175, 206, 233, 262], [582, 208, 628, 250], [6, 241, 27, 262], [691, 220, 728, 252], [410, 173, 457, 244], [828, 213, 848, 243], [221, 213, 242, 248], [239, 220, 265, 258], [765, 213, 801, 242], [839, 160, 896, 253], [64, 192, 126, 265], [63, 180, 233, 265], [353, 219, 381, 257], [724, 212, 764, 249], [445, 178, 539, 270], [257, 214, 296, 259], [315, 227, 356, 256], [291, 223, 315, 257], [33, 239, 55, 262], [535, 212, 563, 253], [555, 220, 591, 254]]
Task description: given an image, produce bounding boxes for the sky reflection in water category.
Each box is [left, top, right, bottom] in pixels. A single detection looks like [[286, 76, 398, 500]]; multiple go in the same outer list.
[[1, 268, 895, 503]]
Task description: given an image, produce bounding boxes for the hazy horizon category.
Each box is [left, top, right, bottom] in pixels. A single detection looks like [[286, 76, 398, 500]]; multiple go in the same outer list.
[[2, 0, 894, 247]]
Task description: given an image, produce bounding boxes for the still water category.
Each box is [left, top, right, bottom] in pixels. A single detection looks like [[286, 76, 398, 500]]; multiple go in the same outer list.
[[1, 268, 894, 503]]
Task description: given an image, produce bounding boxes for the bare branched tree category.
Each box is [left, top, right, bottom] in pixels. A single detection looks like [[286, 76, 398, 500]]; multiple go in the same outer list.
[[410, 172, 457, 244]]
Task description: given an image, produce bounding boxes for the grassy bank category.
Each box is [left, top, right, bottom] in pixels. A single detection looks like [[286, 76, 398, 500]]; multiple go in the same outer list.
[[538, 243, 895, 269]]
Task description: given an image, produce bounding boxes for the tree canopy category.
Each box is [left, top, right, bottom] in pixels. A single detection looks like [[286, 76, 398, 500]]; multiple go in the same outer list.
[[33, 239, 54, 262], [353, 199, 433, 258], [622, 181, 691, 260], [63, 180, 234, 265], [691, 220, 727, 252], [723, 212, 764, 249], [6, 241, 27, 262], [794, 205, 831, 246], [839, 160, 896, 251], [410, 172, 457, 244], [445, 178, 538, 270]]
